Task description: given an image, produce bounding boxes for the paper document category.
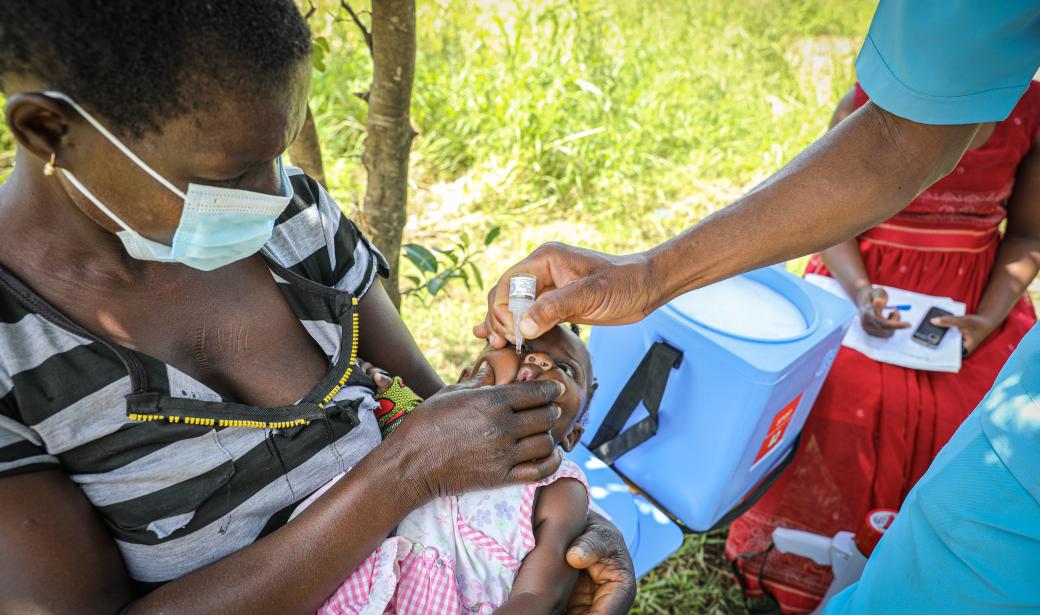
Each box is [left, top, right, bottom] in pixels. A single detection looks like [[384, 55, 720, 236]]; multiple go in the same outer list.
[[805, 274, 964, 373]]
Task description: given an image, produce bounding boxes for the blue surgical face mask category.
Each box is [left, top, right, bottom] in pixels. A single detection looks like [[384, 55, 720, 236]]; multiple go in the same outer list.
[[44, 91, 293, 272]]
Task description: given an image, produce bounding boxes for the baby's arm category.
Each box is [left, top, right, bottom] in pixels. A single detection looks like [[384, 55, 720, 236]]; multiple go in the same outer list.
[[495, 478, 588, 615]]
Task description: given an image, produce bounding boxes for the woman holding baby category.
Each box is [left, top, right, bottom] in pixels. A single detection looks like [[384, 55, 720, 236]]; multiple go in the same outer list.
[[0, 2, 633, 613]]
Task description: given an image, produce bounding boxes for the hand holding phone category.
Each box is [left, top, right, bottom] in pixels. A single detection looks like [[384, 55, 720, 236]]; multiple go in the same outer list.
[[912, 306, 954, 347]]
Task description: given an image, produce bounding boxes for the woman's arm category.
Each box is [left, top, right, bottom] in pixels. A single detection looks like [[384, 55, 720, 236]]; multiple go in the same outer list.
[[0, 471, 134, 613], [1, 377, 566, 614], [357, 279, 445, 398], [496, 479, 589, 615], [819, 87, 911, 338], [933, 130, 1040, 354], [0, 442, 421, 614]]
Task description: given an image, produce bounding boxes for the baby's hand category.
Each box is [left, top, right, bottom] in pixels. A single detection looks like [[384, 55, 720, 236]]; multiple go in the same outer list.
[[359, 360, 393, 394]]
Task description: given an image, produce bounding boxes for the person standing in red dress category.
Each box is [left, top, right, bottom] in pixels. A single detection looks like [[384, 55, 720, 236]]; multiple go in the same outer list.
[[726, 80, 1040, 613]]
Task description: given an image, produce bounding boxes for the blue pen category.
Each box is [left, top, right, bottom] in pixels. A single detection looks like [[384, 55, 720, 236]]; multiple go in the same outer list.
[[882, 304, 911, 311]]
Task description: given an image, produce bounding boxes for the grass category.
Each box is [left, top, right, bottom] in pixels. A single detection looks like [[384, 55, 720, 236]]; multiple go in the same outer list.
[[0, 1, 875, 611]]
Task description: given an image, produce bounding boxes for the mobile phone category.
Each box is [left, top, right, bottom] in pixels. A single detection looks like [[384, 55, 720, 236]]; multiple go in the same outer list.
[[912, 307, 953, 347]]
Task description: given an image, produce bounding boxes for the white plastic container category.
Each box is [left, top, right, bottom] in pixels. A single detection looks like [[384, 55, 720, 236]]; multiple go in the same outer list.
[[582, 266, 855, 531]]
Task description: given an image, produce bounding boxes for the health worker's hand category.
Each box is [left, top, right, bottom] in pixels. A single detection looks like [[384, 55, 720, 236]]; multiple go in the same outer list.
[[386, 366, 566, 503], [475, 242, 656, 348]]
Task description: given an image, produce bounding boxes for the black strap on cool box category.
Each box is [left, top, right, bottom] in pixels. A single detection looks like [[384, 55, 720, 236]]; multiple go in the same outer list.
[[588, 341, 683, 465], [587, 340, 800, 534]]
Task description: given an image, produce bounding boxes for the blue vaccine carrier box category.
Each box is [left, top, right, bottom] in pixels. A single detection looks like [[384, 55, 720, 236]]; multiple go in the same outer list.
[[582, 267, 855, 531]]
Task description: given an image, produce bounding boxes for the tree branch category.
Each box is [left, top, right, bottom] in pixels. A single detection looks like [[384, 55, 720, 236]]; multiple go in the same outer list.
[[340, 1, 374, 55]]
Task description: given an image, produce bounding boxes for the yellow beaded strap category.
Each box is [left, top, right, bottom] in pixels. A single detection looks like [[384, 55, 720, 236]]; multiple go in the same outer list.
[[127, 298, 361, 429], [321, 297, 361, 406], [126, 414, 310, 429]]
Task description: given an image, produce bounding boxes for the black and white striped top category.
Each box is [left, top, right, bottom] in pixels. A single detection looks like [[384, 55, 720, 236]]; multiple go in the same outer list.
[[0, 169, 389, 584]]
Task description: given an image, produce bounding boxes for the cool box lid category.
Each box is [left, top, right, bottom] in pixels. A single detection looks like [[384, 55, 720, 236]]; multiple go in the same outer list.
[[664, 268, 817, 343]]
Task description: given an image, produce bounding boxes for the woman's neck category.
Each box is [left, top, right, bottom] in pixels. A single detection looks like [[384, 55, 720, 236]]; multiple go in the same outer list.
[[0, 148, 152, 285]]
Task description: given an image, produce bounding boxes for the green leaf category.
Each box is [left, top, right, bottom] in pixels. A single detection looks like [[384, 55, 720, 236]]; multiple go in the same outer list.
[[456, 268, 470, 291], [427, 272, 449, 295], [468, 260, 484, 290], [311, 42, 327, 73], [404, 275, 422, 289], [484, 225, 501, 246], [403, 244, 438, 273], [433, 247, 459, 265]]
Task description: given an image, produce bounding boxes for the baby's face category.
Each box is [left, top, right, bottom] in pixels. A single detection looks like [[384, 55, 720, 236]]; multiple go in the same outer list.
[[465, 325, 592, 451]]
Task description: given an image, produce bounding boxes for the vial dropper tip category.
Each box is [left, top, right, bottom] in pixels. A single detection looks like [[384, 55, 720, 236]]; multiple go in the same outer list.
[[514, 314, 524, 355]]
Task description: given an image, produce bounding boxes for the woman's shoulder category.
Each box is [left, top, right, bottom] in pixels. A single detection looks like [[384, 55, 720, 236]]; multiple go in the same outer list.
[[266, 168, 388, 297]]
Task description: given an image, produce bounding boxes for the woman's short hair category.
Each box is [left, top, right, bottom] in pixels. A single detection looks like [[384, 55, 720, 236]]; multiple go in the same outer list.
[[0, 0, 312, 137]]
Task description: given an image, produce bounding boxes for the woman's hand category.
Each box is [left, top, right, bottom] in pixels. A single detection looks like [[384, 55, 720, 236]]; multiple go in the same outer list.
[[856, 286, 911, 338], [930, 313, 998, 356], [474, 242, 656, 348], [564, 511, 637, 615], [386, 367, 567, 503]]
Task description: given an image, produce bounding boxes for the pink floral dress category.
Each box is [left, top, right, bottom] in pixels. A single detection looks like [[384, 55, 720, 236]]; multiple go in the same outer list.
[[293, 459, 588, 615]]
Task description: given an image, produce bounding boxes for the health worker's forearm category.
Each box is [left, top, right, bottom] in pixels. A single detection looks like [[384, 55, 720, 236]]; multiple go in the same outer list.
[[645, 103, 979, 307]]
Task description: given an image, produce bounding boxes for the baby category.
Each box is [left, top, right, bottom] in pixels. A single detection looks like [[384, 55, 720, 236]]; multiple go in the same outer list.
[[296, 324, 596, 615]]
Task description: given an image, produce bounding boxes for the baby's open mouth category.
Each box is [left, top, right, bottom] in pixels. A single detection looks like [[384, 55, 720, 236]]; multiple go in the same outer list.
[[515, 363, 541, 382]]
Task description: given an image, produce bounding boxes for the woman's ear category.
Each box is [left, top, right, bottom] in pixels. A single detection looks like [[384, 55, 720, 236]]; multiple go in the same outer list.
[[561, 423, 585, 452], [4, 93, 74, 165]]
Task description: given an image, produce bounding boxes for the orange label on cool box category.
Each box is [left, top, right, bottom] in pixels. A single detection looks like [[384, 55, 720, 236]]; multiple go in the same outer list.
[[753, 394, 802, 465]]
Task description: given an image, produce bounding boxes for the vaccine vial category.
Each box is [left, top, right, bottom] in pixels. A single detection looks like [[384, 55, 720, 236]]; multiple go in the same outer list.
[[508, 273, 537, 355]]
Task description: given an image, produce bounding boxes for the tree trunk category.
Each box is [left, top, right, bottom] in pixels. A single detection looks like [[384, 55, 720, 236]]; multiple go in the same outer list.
[[361, 0, 417, 309], [288, 104, 326, 185]]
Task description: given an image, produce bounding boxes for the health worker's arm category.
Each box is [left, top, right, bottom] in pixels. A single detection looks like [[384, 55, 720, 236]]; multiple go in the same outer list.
[[477, 0, 1040, 348], [818, 87, 911, 338], [477, 102, 979, 346]]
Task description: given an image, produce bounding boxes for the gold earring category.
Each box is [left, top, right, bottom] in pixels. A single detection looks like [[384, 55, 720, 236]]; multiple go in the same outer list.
[[43, 153, 56, 176]]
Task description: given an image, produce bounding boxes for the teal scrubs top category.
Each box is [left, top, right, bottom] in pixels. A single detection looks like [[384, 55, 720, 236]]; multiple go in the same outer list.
[[824, 330, 1040, 613], [824, 4, 1040, 610], [856, 0, 1040, 124]]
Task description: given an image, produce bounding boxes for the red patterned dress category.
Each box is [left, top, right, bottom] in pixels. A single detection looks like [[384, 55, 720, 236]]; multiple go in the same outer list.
[[726, 81, 1040, 613]]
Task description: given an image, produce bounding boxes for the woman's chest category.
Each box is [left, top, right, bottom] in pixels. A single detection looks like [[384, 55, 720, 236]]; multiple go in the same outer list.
[[40, 258, 332, 406]]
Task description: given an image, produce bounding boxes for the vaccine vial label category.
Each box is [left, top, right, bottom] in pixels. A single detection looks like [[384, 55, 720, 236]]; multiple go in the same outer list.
[[509, 275, 537, 301]]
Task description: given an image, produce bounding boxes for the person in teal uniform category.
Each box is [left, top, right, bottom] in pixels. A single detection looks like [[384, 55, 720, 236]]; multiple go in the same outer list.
[[478, 2, 1040, 612]]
